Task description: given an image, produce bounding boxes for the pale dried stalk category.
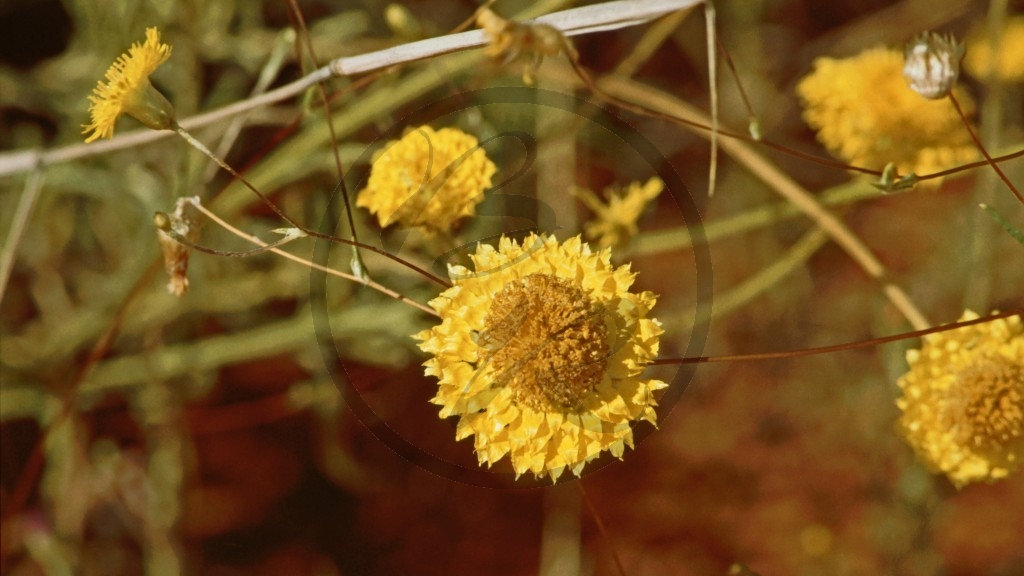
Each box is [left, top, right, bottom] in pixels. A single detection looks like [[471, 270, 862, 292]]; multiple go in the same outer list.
[[600, 76, 931, 330], [0, 169, 45, 303], [0, 0, 701, 177]]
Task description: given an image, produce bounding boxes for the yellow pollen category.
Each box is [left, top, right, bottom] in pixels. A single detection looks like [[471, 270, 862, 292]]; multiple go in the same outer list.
[[415, 233, 666, 480], [479, 273, 609, 412], [946, 357, 1024, 454]]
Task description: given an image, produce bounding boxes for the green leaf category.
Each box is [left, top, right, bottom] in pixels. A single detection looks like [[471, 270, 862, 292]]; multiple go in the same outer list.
[[980, 203, 1024, 246]]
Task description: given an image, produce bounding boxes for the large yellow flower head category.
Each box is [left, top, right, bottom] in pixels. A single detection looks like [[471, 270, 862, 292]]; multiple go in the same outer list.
[[964, 16, 1024, 83], [357, 126, 496, 233], [896, 310, 1024, 488], [83, 27, 175, 143], [571, 177, 665, 252], [797, 47, 977, 183], [414, 234, 666, 481]]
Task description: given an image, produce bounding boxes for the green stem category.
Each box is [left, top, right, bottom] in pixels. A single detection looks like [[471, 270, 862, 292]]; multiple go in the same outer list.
[[963, 0, 1011, 311], [78, 300, 419, 397], [667, 228, 829, 334], [632, 179, 878, 255]]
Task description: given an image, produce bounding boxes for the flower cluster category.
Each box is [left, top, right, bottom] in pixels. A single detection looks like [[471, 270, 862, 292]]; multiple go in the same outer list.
[[83, 27, 175, 142], [357, 126, 496, 234], [415, 234, 665, 481], [964, 16, 1024, 83], [571, 177, 665, 251], [896, 310, 1024, 488], [797, 46, 977, 184]]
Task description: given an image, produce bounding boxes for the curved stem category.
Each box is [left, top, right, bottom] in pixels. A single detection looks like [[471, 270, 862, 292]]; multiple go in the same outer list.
[[577, 482, 629, 576], [174, 124, 452, 287], [0, 0, 699, 177], [288, 0, 367, 280], [188, 200, 438, 317], [668, 228, 829, 335], [600, 76, 931, 330], [652, 310, 1021, 365], [0, 168, 45, 304], [949, 91, 1023, 206]]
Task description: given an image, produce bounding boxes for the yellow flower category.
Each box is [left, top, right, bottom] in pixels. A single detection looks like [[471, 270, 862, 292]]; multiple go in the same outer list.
[[356, 126, 496, 233], [414, 234, 666, 481], [83, 27, 175, 143], [797, 47, 977, 184], [964, 16, 1024, 83], [896, 310, 1024, 488], [571, 177, 664, 251]]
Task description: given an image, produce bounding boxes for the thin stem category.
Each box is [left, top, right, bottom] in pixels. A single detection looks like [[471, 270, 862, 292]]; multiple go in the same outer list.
[[715, 34, 757, 134], [174, 124, 451, 287], [1, 258, 163, 525], [288, 0, 366, 276], [564, 47, 882, 177], [919, 147, 1024, 181], [633, 180, 879, 255], [962, 0, 1009, 312], [538, 484, 581, 576], [0, 168, 45, 304], [6, 0, 1021, 189], [979, 203, 1024, 245], [1, 434, 44, 529], [79, 285, 427, 395], [652, 310, 1021, 365], [161, 226, 305, 258], [948, 91, 1024, 206], [560, 49, 1021, 184], [176, 124, 301, 225], [599, 76, 930, 330], [613, 7, 692, 77], [203, 28, 296, 183], [671, 228, 829, 334], [576, 482, 628, 576], [187, 200, 438, 316]]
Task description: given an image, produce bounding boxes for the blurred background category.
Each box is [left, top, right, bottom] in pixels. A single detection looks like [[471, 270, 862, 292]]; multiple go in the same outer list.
[[2, 0, 1023, 574]]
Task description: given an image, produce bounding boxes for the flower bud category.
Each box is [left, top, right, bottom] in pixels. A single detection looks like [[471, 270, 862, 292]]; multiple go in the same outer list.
[[903, 32, 964, 99]]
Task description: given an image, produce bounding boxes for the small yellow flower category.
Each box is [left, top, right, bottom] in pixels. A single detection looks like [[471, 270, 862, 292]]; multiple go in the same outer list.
[[571, 177, 664, 251], [964, 16, 1024, 83], [797, 47, 977, 184], [83, 27, 175, 142], [414, 234, 666, 481], [896, 310, 1024, 488], [357, 126, 496, 233]]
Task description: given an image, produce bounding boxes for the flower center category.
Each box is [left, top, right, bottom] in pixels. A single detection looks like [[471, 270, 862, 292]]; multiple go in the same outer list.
[[946, 356, 1024, 454], [479, 273, 609, 412]]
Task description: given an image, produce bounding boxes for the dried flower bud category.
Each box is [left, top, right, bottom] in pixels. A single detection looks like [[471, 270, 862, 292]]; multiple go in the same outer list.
[[476, 8, 569, 85], [903, 32, 964, 99], [155, 196, 201, 296]]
